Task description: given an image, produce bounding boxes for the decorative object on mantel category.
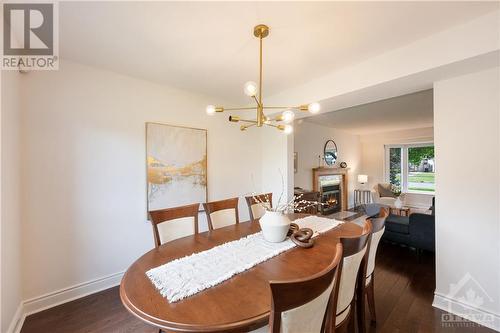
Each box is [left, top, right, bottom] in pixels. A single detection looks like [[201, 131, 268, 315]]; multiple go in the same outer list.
[[252, 192, 323, 243], [146, 123, 207, 213], [324, 139, 338, 165], [146, 216, 343, 302], [205, 24, 320, 134], [339, 161, 348, 168]]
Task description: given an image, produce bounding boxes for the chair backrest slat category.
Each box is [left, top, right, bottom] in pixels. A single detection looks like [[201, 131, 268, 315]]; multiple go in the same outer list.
[[245, 193, 272, 221], [149, 203, 200, 248], [203, 197, 239, 230]]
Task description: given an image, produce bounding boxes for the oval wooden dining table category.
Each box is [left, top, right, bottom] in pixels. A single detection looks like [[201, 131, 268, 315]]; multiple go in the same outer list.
[[120, 213, 363, 333]]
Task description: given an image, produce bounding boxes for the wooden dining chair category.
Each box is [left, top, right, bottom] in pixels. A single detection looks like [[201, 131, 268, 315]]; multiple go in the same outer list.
[[245, 193, 272, 222], [326, 221, 372, 333], [148, 203, 200, 248], [203, 197, 239, 230], [250, 243, 343, 333], [357, 207, 388, 330]]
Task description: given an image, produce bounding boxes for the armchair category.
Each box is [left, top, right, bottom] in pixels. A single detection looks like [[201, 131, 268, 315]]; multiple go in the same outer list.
[[371, 183, 397, 206]]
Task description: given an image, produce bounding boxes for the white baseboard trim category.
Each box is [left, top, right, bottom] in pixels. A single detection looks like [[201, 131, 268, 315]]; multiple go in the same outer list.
[[6, 303, 25, 333], [433, 292, 500, 332], [7, 271, 124, 332], [23, 271, 124, 316]]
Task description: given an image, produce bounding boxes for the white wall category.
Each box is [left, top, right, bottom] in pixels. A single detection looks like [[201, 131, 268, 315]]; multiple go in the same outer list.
[[260, 128, 294, 208], [19, 60, 274, 303], [1, 71, 23, 332], [359, 127, 435, 208], [293, 121, 361, 208], [433, 67, 500, 329]]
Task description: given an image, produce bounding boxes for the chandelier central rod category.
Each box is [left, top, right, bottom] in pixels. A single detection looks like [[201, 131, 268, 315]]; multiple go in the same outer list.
[[259, 34, 263, 107]]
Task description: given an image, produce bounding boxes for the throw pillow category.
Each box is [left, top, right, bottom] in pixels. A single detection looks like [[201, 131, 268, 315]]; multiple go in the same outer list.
[[378, 184, 396, 198]]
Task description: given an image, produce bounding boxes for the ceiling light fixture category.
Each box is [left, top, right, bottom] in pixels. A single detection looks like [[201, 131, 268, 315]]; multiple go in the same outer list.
[[205, 24, 320, 134]]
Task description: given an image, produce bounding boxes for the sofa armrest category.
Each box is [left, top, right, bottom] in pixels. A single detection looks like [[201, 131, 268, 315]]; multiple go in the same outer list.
[[409, 213, 435, 252]]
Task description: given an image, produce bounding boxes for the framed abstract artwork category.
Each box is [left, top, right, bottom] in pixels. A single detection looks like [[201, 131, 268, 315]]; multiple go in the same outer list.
[[146, 122, 207, 212]]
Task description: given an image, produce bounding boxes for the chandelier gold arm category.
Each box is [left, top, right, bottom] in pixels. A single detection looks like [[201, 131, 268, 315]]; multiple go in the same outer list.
[[229, 115, 258, 123], [222, 106, 258, 111], [252, 95, 261, 107], [265, 123, 286, 131], [262, 106, 301, 110], [240, 123, 257, 131]]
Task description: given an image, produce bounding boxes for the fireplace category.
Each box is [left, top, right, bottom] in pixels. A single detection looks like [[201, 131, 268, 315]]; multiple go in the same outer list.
[[312, 167, 349, 214], [318, 175, 342, 214]]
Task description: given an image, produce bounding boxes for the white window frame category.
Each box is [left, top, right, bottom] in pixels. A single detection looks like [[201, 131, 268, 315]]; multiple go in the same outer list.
[[384, 143, 435, 194]]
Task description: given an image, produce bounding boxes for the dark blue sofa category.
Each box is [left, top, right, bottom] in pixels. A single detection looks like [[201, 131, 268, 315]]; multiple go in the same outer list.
[[364, 198, 435, 252]]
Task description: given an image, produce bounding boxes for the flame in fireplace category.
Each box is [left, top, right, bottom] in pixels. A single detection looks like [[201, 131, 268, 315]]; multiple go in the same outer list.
[[327, 197, 338, 206]]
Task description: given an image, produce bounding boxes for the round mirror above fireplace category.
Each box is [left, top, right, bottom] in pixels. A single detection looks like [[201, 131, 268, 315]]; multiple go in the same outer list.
[[324, 140, 338, 166]]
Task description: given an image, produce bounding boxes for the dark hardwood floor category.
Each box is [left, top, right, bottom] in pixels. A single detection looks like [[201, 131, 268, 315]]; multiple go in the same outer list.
[[21, 242, 495, 333]]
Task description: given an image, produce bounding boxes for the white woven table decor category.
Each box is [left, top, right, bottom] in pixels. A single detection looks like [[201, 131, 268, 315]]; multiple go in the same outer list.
[[146, 215, 343, 302]]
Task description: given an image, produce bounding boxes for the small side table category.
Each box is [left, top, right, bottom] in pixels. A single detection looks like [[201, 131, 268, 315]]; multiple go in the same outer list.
[[390, 207, 411, 216], [354, 189, 372, 208]]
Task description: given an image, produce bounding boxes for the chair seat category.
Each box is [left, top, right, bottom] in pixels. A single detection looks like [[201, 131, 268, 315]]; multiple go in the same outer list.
[[385, 215, 409, 234]]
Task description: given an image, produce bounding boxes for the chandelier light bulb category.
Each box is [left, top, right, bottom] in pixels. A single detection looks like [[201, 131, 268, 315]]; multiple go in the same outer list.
[[206, 105, 216, 115], [243, 81, 258, 97], [308, 102, 321, 114], [281, 110, 295, 124], [283, 125, 293, 135]]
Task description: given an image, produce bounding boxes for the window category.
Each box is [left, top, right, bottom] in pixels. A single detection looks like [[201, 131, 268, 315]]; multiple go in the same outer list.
[[385, 144, 435, 194]]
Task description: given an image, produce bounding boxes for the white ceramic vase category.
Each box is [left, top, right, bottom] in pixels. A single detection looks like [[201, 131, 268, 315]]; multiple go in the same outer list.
[[394, 196, 403, 208], [259, 211, 291, 243]]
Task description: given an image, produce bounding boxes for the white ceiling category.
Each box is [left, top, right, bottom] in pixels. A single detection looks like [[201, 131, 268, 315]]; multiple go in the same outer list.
[[59, 2, 498, 104], [304, 89, 434, 135]]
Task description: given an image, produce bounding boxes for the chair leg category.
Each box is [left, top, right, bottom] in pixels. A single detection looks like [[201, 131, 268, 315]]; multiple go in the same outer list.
[[357, 290, 366, 333], [366, 281, 376, 323], [347, 311, 355, 333]]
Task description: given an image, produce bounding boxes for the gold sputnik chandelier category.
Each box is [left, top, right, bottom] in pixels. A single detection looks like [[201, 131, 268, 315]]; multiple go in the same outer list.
[[206, 24, 320, 134]]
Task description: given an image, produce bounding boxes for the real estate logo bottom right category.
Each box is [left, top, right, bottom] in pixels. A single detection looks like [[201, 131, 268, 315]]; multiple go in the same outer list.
[[441, 273, 495, 328]]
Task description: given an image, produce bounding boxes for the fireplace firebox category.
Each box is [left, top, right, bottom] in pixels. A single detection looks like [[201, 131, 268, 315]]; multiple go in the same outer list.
[[312, 167, 349, 214], [319, 175, 342, 214]]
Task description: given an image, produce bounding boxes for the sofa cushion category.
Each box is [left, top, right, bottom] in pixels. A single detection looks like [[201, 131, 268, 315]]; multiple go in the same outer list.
[[385, 215, 410, 234], [378, 184, 396, 198]]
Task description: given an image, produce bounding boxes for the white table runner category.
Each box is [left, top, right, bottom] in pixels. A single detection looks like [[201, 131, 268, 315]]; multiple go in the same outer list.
[[146, 216, 343, 302]]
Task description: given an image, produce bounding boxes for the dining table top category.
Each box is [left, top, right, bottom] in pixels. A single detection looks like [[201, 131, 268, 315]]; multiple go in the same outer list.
[[120, 213, 364, 333]]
